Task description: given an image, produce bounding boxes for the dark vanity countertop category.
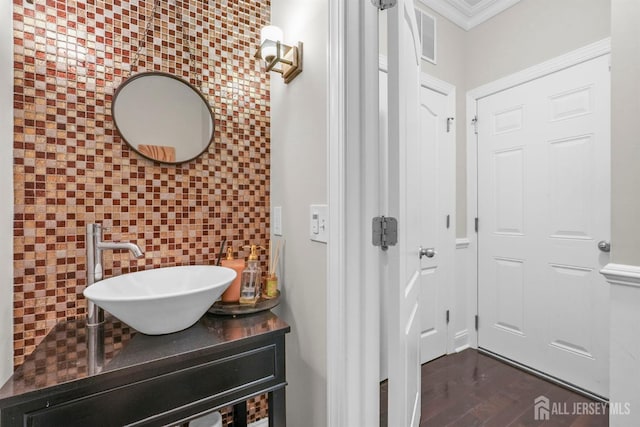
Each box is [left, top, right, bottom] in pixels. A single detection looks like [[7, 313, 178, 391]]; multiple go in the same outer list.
[[0, 311, 290, 403]]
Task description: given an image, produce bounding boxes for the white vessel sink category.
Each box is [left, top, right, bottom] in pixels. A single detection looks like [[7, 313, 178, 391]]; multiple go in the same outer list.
[[83, 266, 236, 335]]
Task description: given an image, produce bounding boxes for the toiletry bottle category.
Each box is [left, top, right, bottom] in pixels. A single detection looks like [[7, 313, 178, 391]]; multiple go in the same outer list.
[[239, 244, 263, 305], [220, 247, 245, 303]]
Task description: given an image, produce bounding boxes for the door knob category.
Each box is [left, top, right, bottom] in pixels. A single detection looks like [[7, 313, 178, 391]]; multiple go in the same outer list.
[[597, 240, 611, 253], [419, 246, 436, 259]]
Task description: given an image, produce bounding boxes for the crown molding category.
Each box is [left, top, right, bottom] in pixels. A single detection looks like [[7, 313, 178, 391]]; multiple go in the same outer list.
[[416, 0, 522, 31]]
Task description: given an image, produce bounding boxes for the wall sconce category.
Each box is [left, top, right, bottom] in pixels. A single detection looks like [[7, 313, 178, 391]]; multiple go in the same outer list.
[[255, 25, 303, 84]]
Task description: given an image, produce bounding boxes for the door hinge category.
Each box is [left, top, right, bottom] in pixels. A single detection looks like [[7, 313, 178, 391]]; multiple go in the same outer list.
[[475, 315, 479, 331], [370, 0, 396, 10], [471, 116, 478, 134], [372, 216, 398, 251], [446, 310, 450, 324], [446, 117, 455, 133], [446, 214, 450, 229], [475, 217, 479, 233]]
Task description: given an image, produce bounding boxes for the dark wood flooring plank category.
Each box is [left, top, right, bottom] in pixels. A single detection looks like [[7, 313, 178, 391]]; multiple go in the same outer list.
[[381, 349, 608, 427], [569, 413, 609, 427]]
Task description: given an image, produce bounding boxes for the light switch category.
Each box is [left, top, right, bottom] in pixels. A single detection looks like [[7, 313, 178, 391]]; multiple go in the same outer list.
[[310, 204, 328, 243], [273, 206, 282, 236]]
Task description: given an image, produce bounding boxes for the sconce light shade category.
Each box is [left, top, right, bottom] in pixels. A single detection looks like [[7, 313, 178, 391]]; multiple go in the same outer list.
[[260, 26, 283, 61], [256, 26, 303, 84]]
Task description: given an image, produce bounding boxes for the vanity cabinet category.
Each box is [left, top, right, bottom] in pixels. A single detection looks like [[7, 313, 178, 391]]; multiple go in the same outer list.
[[0, 311, 289, 426]]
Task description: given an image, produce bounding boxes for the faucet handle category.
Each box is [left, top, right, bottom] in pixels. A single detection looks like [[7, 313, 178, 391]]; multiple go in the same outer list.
[[88, 223, 110, 229], [87, 223, 112, 238]]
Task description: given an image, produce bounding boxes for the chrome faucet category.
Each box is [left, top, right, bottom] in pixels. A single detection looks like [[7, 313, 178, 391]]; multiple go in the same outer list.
[[86, 223, 144, 326]]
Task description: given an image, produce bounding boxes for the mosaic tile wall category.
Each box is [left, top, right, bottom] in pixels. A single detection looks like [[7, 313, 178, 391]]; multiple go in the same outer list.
[[12, 0, 271, 369]]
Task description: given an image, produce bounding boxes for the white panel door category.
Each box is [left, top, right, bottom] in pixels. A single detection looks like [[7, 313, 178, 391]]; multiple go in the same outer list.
[[387, 0, 422, 424], [419, 85, 453, 363], [379, 71, 456, 378], [477, 55, 611, 397]]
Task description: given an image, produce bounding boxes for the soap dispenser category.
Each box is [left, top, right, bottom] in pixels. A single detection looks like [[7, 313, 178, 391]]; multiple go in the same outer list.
[[239, 244, 264, 305], [220, 247, 245, 303]]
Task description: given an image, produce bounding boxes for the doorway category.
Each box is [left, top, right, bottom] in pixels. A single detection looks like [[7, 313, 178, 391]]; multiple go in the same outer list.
[[474, 53, 611, 398], [418, 77, 456, 364], [379, 62, 457, 380]]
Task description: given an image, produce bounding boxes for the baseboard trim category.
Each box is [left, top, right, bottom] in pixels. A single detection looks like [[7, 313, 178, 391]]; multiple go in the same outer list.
[[454, 344, 471, 353], [478, 348, 608, 403], [600, 263, 640, 288]]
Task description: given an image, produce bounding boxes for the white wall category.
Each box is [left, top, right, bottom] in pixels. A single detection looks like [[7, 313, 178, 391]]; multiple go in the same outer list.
[[270, 0, 327, 426], [608, 1, 640, 425], [610, 0, 640, 266], [609, 283, 640, 426], [453, 240, 472, 351], [0, 0, 14, 384], [465, 0, 610, 89]]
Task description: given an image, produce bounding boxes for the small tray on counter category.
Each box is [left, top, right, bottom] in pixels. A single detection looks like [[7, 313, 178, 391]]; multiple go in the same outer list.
[[208, 290, 281, 316]]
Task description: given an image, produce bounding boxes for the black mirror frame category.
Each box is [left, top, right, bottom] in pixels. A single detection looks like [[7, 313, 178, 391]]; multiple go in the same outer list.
[[112, 71, 216, 165]]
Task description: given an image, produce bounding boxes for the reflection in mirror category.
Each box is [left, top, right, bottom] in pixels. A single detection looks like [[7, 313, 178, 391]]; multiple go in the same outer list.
[[112, 72, 215, 164]]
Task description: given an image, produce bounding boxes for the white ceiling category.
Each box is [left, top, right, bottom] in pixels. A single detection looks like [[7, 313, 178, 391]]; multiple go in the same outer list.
[[417, 0, 522, 31]]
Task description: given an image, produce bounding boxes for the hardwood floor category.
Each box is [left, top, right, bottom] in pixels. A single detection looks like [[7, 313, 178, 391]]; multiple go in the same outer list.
[[380, 349, 608, 426]]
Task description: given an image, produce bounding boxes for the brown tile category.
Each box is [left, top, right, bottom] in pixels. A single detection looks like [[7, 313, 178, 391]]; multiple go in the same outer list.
[[13, 0, 272, 423]]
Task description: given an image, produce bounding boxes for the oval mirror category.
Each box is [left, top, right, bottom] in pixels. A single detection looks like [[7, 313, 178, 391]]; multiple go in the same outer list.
[[112, 72, 215, 164]]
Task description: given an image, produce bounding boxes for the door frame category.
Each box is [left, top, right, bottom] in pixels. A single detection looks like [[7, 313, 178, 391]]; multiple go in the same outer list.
[[0, 0, 14, 384], [327, 1, 380, 426], [465, 38, 612, 349]]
